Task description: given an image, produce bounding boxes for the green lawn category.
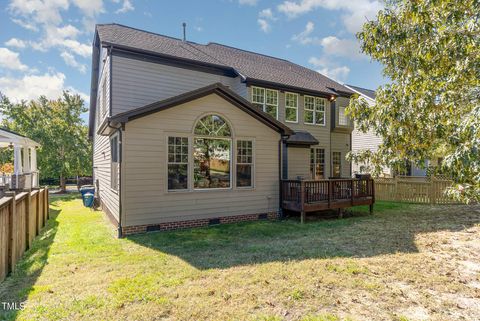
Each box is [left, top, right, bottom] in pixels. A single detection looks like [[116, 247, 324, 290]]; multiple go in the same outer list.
[[0, 195, 479, 320]]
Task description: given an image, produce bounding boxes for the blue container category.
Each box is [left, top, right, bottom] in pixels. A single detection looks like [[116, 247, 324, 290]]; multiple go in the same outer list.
[[83, 192, 95, 208], [80, 185, 95, 208], [80, 185, 95, 196]]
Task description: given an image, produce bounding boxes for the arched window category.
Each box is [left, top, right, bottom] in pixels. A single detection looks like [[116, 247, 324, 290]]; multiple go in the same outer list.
[[194, 114, 231, 137], [193, 115, 231, 189]]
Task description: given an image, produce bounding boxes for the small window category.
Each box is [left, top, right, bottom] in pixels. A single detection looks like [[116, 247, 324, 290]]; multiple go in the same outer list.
[[332, 152, 342, 178], [110, 135, 119, 190], [304, 96, 325, 125], [236, 140, 253, 187], [338, 106, 348, 126], [310, 148, 325, 179], [285, 92, 298, 123], [251, 86, 278, 119], [168, 137, 189, 190]]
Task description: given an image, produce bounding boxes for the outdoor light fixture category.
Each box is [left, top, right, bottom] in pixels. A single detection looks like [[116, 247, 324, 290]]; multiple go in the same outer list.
[[330, 95, 336, 102], [8, 142, 13, 149]]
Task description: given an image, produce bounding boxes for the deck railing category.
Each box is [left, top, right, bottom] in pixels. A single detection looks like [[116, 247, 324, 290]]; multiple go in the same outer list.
[[281, 178, 375, 222]]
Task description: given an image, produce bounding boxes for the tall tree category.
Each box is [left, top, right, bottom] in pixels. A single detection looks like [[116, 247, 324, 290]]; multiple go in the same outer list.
[[348, 0, 480, 203], [0, 92, 92, 192]]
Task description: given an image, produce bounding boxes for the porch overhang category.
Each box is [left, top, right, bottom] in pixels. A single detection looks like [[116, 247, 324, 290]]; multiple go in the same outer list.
[[284, 131, 319, 147]]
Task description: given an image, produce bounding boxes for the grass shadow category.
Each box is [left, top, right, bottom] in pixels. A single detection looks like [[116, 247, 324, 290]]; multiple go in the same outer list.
[[127, 202, 480, 270], [0, 195, 74, 320]]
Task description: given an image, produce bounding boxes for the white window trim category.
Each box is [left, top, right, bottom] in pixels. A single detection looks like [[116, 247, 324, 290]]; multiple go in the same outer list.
[[251, 86, 279, 120], [166, 135, 190, 192], [285, 92, 299, 123], [192, 136, 233, 191], [310, 147, 325, 179], [235, 138, 255, 189], [110, 133, 120, 191], [304, 95, 326, 126]]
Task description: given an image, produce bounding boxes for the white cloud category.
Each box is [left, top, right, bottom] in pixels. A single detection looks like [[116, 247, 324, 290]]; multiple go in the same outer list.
[[257, 8, 276, 33], [0, 72, 62, 101], [11, 18, 39, 31], [278, 0, 383, 33], [320, 36, 363, 59], [0, 48, 28, 71], [60, 51, 87, 73], [115, 0, 134, 14], [291, 21, 315, 44], [257, 19, 271, 33], [309, 56, 350, 82], [239, 0, 257, 5], [259, 8, 274, 19], [72, 0, 104, 16], [5, 38, 27, 49], [0, 72, 89, 102]]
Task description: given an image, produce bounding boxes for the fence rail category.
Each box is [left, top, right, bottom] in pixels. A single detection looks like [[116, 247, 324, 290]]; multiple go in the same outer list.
[[374, 176, 457, 204], [0, 187, 49, 283]]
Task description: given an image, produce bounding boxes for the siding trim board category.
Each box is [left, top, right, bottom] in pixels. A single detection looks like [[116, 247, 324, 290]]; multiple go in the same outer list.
[[108, 82, 293, 136]]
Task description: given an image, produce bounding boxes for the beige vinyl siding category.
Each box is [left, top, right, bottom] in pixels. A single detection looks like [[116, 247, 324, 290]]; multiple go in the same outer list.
[[111, 55, 244, 115], [93, 53, 120, 220], [122, 93, 280, 226], [287, 147, 310, 179]]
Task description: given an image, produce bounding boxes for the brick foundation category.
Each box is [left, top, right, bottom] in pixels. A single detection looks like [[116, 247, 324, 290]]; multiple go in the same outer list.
[[121, 211, 280, 236]]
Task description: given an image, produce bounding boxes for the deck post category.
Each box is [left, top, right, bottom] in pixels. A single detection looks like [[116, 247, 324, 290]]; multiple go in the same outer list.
[[300, 180, 305, 224]]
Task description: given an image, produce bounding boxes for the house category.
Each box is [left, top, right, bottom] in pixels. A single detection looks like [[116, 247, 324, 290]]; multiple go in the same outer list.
[[89, 24, 362, 236], [346, 84, 433, 177]]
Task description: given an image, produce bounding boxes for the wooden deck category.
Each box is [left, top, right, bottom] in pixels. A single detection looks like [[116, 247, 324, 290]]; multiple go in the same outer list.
[[281, 178, 375, 223]]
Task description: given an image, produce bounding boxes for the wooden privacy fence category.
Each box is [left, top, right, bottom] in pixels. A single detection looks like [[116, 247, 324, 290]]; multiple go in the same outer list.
[[0, 187, 49, 283], [374, 176, 457, 204]]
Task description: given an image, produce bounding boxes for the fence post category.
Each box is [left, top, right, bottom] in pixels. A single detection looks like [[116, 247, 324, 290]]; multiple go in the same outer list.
[[46, 187, 49, 219], [394, 176, 399, 202], [25, 191, 31, 250], [5, 191, 16, 274], [430, 176, 436, 205], [300, 180, 305, 224]]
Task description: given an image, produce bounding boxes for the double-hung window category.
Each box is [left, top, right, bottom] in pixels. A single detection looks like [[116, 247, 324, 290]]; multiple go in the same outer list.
[[236, 140, 253, 187], [110, 135, 119, 191], [304, 96, 326, 125], [167, 137, 189, 190], [285, 92, 298, 123], [252, 86, 278, 119], [338, 106, 348, 126], [310, 148, 325, 179], [332, 151, 342, 178]]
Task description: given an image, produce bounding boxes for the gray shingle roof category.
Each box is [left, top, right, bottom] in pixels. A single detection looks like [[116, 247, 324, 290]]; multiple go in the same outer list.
[[345, 84, 376, 100], [96, 24, 353, 97], [285, 131, 319, 145]]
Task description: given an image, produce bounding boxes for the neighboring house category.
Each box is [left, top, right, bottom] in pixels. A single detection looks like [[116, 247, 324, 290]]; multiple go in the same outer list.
[[346, 84, 429, 177], [89, 24, 355, 236]]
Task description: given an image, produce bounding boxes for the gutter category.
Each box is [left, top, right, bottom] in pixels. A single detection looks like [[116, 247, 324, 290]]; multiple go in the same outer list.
[[117, 125, 123, 238]]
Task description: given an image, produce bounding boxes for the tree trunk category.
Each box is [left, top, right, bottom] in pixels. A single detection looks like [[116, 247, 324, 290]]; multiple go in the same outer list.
[[60, 174, 66, 193]]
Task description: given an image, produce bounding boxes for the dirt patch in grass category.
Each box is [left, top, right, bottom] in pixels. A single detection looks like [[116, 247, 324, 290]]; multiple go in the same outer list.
[[0, 198, 479, 320]]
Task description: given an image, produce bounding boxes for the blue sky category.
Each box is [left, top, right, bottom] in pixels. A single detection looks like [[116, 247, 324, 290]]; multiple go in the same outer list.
[[0, 0, 385, 120]]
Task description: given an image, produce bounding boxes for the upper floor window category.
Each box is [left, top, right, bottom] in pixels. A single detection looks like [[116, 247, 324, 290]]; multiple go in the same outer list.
[[251, 86, 278, 119], [194, 115, 231, 189], [338, 106, 348, 126], [304, 96, 325, 125], [285, 92, 298, 123]]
